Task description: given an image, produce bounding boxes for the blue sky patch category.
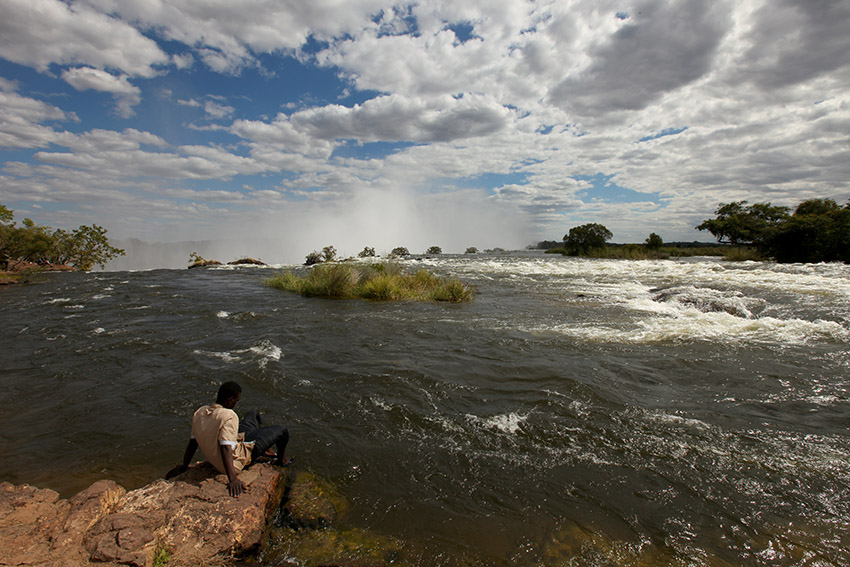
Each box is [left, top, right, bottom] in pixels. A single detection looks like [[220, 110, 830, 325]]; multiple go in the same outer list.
[[638, 126, 688, 143], [331, 141, 420, 160], [575, 173, 661, 204]]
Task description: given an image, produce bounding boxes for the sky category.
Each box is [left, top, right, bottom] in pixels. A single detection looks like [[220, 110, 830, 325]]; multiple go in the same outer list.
[[1, 0, 849, 265]]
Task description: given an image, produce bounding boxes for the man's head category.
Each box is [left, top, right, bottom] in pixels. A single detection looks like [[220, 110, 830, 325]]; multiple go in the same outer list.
[[216, 381, 242, 408]]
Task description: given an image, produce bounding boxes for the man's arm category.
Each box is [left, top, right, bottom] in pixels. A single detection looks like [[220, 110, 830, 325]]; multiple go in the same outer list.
[[181, 438, 198, 469], [165, 438, 198, 480], [220, 443, 246, 497]]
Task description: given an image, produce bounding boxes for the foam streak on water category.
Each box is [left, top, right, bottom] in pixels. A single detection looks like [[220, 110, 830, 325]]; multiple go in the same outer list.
[[1, 253, 849, 566]]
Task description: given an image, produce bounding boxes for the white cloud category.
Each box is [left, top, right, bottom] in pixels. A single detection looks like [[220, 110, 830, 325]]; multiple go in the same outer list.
[[0, 0, 168, 77], [0, 80, 72, 149], [290, 93, 513, 143], [178, 97, 236, 119], [78, 0, 391, 73], [61, 67, 142, 118]]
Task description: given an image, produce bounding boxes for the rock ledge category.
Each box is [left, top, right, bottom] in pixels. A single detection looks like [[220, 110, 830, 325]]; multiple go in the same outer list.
[[0, 462, 287, 567]]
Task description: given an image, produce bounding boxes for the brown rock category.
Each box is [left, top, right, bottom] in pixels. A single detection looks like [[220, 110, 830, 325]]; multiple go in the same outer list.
[[188, 260, 223, 269], [227, 258, 266, 266], [0, 463, 288, 566]]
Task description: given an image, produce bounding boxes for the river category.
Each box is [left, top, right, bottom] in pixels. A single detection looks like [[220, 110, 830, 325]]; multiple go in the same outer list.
[[1, 252, 849, 565]]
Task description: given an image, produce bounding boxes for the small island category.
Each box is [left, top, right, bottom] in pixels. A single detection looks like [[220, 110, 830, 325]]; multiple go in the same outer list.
[[265, 262, 473, 302]]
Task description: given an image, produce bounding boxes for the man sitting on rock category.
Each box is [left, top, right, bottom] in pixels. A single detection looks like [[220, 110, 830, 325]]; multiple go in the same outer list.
[[172, 381, 292, 497]]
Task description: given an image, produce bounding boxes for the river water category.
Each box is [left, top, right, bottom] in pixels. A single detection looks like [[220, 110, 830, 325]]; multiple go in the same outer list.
[[2, 252, 849, 565]]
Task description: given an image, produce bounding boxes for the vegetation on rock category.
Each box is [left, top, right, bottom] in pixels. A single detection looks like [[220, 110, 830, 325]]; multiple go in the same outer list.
[[187, 252, 223, 268], [265, 262, 473, 302], [425, 245, 442, 254]]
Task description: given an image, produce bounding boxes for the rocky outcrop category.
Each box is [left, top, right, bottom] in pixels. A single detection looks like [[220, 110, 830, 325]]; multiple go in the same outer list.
[[0, 462, 287, 567], [228, 258, 266, 266]]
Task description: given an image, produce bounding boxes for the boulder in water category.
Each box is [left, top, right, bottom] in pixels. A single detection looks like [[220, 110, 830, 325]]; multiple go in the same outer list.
[[188, 259, 223, 269]]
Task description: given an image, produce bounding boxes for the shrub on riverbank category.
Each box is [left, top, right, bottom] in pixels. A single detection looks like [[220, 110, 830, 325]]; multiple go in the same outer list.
[[546, 244, 748, 260], [265, 262, 473, 302]]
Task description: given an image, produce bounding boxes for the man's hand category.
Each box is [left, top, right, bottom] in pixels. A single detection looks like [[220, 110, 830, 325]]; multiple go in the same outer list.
[[220, 442, 245, 498], [227, 478, 246, 497]]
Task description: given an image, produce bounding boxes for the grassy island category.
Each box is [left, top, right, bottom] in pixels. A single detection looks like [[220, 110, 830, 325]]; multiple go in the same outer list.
[[265, 262, 473, 302]]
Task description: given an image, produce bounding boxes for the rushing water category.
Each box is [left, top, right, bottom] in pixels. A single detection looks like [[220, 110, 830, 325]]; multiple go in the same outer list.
[[2, 252, 849, 565]]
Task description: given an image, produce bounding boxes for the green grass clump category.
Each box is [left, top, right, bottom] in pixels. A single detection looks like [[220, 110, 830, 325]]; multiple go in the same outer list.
[[265, 262, 472, 302], [151, 545, 171, 567]]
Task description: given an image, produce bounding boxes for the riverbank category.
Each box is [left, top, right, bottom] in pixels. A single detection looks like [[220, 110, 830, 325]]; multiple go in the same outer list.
[[0, 261, 75, 284]]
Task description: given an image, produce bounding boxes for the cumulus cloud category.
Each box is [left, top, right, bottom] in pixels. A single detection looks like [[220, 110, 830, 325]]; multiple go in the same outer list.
[[178, 97, 236, 119], [61, 67, 142, 117], [292, 93, 513, 143], [231, 93, 512, 150], [738, 0, 850, 90], [0, 79, 72, 149], [0, 0, 167, 77], [549, 0, 730, 116], [78, 0, 390, 73]]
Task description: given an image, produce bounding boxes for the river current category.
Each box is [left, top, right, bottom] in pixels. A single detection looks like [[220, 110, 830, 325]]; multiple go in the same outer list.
[[1, 252, 849, 565]]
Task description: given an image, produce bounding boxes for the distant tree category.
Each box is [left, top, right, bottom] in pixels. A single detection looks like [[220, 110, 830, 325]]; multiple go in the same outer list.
[[304, 251, 323, 265], [321, 245, 337, 262], [532, 240, 562, 250], [390, 247, 410, 257], [426, 246, 442, 254], [465, 247, 478, 254], [358, 246, 376, 258], [563, 223, 613, 255], [645, 233, 663, 250], [696, 201, 790, 245], [0, 204, 12, 224]]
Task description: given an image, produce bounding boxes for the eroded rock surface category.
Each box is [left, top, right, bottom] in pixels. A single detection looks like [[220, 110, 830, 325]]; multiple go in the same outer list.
[[0, 462, 287, 567]]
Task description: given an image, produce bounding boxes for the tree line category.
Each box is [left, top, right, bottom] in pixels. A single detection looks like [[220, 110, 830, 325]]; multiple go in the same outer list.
[[554, 197, 849, 264], [696, 198, 849, 263], [1, 204, 125, 271]]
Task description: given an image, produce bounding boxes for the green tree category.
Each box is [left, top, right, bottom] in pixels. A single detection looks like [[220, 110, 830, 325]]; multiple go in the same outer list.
[[0, 205, 124, 270], [465, 247, 478, 254], [304, 251, 323, 265], [762, 199, 850, 263], [696, 201, 790, 245], [645, 233, 663, 250], [390, 247, 410, 257], [563, 223, 613, 255], [426, 246, 442, 254], [358, 246, 376, 258], [0, 204, 12, 224], [321, 245, 337, 262], [53, 224, 125, 270]]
